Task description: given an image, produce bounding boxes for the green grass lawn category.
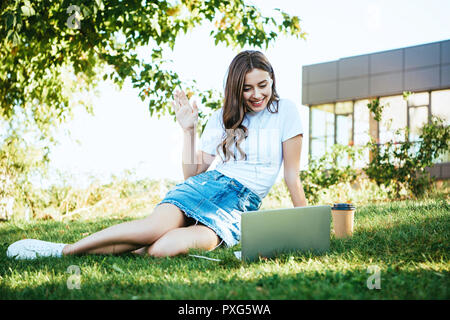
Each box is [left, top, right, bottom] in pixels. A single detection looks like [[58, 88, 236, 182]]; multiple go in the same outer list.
[[0, 198, 448, 300]]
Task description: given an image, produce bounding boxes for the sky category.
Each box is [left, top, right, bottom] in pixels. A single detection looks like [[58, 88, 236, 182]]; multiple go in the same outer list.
[[47, 0, 450, 187]]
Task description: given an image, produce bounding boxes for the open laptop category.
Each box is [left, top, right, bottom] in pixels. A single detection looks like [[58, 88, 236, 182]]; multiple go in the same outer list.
[[240, 205, 331, 262]]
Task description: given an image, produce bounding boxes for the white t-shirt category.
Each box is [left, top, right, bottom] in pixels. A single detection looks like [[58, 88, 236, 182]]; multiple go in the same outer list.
[[200, 99, 304, 199]]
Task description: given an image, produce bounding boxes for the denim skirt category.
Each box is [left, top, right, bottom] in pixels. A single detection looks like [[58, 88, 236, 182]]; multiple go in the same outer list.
[[157, 170, 262, 247]]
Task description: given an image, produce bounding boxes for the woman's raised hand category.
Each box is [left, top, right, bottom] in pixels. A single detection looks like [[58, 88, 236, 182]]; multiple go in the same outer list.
[[172, 90, 198, 132]]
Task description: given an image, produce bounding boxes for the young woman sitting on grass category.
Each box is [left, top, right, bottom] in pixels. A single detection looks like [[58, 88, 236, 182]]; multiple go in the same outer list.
[[6, 50, 307, 260]]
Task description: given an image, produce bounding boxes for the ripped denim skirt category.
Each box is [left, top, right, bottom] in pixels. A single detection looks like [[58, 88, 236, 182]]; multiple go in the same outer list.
[[157, 170, 262, 247]]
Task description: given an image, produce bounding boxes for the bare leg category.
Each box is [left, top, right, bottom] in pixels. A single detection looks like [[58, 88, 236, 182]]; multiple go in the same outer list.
[[62, 204, 187, 256], [147, 225, 220, 257], [85, 243, 143, 255]]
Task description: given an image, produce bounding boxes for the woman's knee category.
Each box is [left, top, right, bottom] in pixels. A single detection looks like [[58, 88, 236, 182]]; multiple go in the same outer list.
[[147, 226, 220, 258], [192, 225, 221, 250], [136, 203, 188, 244], [147, 229, 187, 257]]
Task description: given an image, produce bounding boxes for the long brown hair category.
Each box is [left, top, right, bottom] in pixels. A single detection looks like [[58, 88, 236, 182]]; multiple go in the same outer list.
[[217, 50, 280, 161]]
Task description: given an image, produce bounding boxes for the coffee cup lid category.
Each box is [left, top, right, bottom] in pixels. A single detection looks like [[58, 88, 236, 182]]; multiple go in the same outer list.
[[332, 203, 355, 210]]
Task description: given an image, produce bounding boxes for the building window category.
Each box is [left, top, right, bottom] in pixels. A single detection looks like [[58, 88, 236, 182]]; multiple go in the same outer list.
[[335, 101, 353, 146], [408, 106, 429, 141], [379, 95, 407, 144], [308, 90, 449, 168], [310, 102, 355, 166], [353, 99, 371, 168], [310, 104, 334, 160], [404, 92, 429, 158], [431, 89, 450, 124], [407, 92, 430, 142], [335, 101, 353, 166], [431, 89, 450, 163]]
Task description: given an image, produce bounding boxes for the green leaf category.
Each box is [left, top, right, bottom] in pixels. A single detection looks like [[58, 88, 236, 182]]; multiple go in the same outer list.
[[12, 31, 20, 45], [6, 29, 14, 42], [95, 0, 105, 11], [5, 13, 15, 29], [21, 5, 35, 17], [151, 19, 162, 37]]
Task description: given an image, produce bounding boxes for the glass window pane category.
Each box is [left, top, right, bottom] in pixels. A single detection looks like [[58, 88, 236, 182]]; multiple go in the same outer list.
[[311, 106, 335, 160], [379, 95, 407, 144], [310, 138, 326, 160], [335, 101, 353, 115], [409, 106, 429, 141], [354, 99, 371, 146], [311, 107, 335, 139], [431, 89, 450, 125], [407, 92, 429, 107], [314, 104, 334, 113], [431, 90, 450, 163], [336, 114, 352, 146], [434, 150, 450, 163]]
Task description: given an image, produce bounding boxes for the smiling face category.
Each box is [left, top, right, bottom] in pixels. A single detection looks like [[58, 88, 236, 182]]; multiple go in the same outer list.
[[243, 68, 273, 113]]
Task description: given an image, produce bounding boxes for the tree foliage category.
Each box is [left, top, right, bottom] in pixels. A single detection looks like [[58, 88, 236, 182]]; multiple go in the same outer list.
[[0, 0, 306, 219], [1, 0, 306, 130]]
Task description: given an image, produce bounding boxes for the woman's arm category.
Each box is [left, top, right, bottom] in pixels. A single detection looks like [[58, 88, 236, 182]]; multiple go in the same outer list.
[[282, 134, 307, 207], [174, 90, 215, 180], [181, 128, 214, 180], [181, 127, 198, 179]]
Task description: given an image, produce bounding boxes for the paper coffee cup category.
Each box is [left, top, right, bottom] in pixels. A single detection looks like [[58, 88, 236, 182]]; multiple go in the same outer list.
[[331, 203, 356, 239]]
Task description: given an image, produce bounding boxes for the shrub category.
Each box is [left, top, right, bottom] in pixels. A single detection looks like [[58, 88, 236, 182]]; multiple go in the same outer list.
[[364, 116, 450, 198], [299, 144, 365, 204], [0, 130, 49, 220]]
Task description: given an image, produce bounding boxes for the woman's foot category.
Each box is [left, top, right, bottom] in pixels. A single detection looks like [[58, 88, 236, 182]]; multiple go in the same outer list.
[[6, 239, 67, 260]]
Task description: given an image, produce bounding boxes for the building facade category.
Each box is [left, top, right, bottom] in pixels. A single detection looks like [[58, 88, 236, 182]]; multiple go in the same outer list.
[[302, 39, 450, 180]]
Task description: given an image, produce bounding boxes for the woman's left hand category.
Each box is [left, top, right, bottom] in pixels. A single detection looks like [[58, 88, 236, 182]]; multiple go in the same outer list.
[[172, 90, 198, 132]]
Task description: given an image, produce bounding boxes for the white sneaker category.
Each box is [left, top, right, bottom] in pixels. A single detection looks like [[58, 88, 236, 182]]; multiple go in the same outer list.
[[6, 239, 67, 260]]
